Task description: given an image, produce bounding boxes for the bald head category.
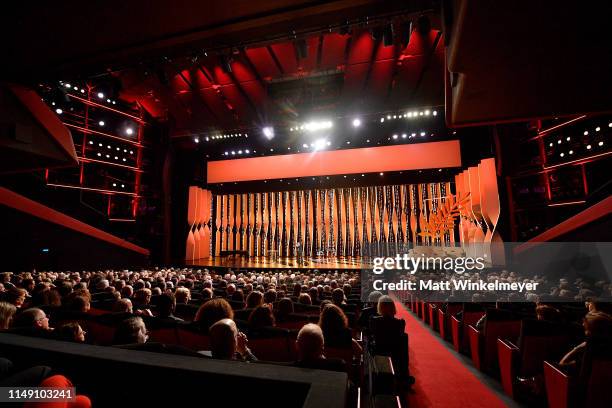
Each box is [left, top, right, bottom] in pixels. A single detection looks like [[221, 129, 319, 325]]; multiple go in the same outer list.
[[209, 318, 238, 359], [296, 323, 324, 361]]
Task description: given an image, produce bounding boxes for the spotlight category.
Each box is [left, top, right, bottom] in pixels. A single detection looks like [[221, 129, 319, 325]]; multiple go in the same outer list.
[[99, 143, 103, 147], [194, 137, 200, 143], [303, 144, 309, 148], [411, 133, 416, 137], [379, 172, 384, 176], [73, 86, 78, 90], [569, 150, 573, 155], [107, 99, 111, 103], [566, 137, 570, 141], [263, 126, 274, 140], [80, 89, 85, 93], [97, 153, 101, 157], [402, 133, 407, 138], [392, 134, 398, 139], [584, 131, 588, 135], [587, 145, 592, 150], [549, 143, 553, 147], [231, 151, 236, 155], [238, 150, 242, 154], [296, 39, 308, 59], [55, 108, 63, 114], [596, 127, 601, 132], [314, 139, 327, 150], [65, 83, 71, 88], [560, 153, 565, 157], [420, 131, 426, 136], [425, 109, 430, 115], [599, 141, 604, 146], [97, 92, 104, 99], [126, 128, 134, 135], [346, 141, 351, 144], [558, 140, 562, 144], [433, 110, 438, 116], [121, 184, 125, 188], [98, 121, 105, 126], [224, 152, 229, 155], [205, 137, 209, 141], [123, 158, 126, 162], [245, 149, 250, 153], [89, 141, 93, 145], [380, 118, 385, 123], [387, 115, 391, 120], [112, 101, 116, 105], [113, 183, 117, 187], [352, 118, 362, 127]]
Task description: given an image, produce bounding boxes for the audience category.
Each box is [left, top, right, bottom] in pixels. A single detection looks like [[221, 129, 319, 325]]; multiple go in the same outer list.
[[318, 304, 361, 353], [195, 298, 234, 332], [55, 322, 86, 343], [248, 304, 275, 328], [113, 316, 148, 345], [559, 311, 612, 372], [0, 301, 17, 330], [156, 293, 183, 322]]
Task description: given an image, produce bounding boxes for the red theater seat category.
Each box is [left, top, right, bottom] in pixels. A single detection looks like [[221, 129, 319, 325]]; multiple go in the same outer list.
[[177, 327, 210, 351], [498, 320, 572, 398], [468, 309, 521, 374], [451, 304, 485, 354]]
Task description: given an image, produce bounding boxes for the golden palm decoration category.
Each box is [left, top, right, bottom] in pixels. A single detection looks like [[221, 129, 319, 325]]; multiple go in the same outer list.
[[419, 193, 471, 240]]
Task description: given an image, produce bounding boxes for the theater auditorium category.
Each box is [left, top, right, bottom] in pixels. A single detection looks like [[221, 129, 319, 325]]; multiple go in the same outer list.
[[1, 2, 611, 407]]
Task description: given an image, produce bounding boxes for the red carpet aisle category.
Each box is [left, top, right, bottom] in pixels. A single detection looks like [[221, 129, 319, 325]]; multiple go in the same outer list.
[[395, 302, 508, 408]]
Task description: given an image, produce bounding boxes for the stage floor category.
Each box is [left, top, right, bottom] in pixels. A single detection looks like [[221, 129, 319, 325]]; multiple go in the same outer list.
[[186, 256, 370, 271]]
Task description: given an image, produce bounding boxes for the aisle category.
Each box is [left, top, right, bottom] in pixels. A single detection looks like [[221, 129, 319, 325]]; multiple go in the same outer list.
[[395, 302, 509, 408]]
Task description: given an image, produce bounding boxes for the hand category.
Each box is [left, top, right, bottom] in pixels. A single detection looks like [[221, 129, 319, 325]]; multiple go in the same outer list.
[[236, 331, 249, 355]]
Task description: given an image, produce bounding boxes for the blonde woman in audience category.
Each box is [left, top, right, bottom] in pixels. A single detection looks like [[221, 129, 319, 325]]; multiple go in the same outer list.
[[0, 301, 16, 330]]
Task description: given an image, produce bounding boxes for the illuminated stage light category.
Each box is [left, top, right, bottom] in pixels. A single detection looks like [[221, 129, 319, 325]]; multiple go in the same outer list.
[[80, 89, 85, 93], [55, 108, 63, 114], [231, 151, 235, 155], [569, 150, 573, 155], [558, 140, 562, 144], [97, 153, 101, 157], [205, 137, 209, 141], [392, 134, 398, 139], [113, 183, 117, 187], [425, 109, 430, 115], [314, 139, 327, 150], [224, 152, 229, 155], [379, 172, 384, 176], [65, 83, 71, 88], [346, 141, 351, 144], [596, 127, 601, 132], [129, 150, 133, 154], [73, 86, 78, 90], [433, 110, 438, 116], [584, 131, 588, 135], [116, 147, 120, 151], [587, 145, 592, 150], [380, 118, 385, 123], [366, 139, 370, 143], [386, 115, 391, 120], [107, 145, 111, 149], [566, 137, 570, 141], [194, 137, 200, 143], [122, 158, 127, 162], [599, 141, 604, 146], [107, 99, 111, 103], [112, 101, 116, 105], [121, 184, 125, 188], [352, 118, 361, 127], [97, 92, 104, 99], [303, 144, 309, 148], [99, 143, 103, 147], [114, 156, 118, 160], [420, 132, 426, 136], [411, 133, 416, 137], [89, 141, 93, 145], [263, 126, 274, 139], [549, 143, 553, 147], [99, 121, 105, 126], [402, 134, 407, 138], [245, 149, 250, 154], [560, 153, 565, 157], [125, 128, 134, 135]]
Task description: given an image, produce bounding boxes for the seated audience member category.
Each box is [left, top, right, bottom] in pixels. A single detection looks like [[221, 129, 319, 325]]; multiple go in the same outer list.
[[294, 323, 345, 372], [298, 293, 312, 305], [319, 304, 361, 353], [358, 291, 383, 329], [175, 287, 191, 304], [120, 285, 133, 299], [319, 299, 332, 311], [133, 288, 152, 308], [535, 304, 563, 322], [113, 316, 149, 345], [232, 289, 245, 304], [201, 287, 213, 301], [371, 296, 405, 347], [11, 308, 53, 337], [66, 295, 90, 313], [264, 289, 277, 304], [194, 298, 234, 333], [248, 304, 275, 329], [0, 301, 17, 330], [5, 288, 27, 309], [587, 299, 612, 315], [308, 287, 319, 305], [155, 293, 183, 322], [560, 311, 612, 372], [113, 298, 133, 314], [332, 288, 346, 306], [55, 322, 86, 343], [276, 298, 294, 322], [292, 283, 302, 298], [209, 319, 257, 362], [246, 291, 264, 309]]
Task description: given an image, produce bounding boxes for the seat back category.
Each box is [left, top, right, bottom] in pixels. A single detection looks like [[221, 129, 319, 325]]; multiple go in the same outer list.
[[177, 326, 210, 351], [247, 328, 292, 362], [585, 359, 612, 408], [482, 309, 521, 372], [461, 310, 485, 353], [518, 320, 571, 377]]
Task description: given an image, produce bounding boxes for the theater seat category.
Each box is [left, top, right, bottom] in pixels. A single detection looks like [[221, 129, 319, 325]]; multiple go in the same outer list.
[[468, 309, 521, 374], [451, 303, 485, 354], [498, 319, 571, 398], [544, 362, 571, 408], [247, 327, 292, 362], [177, 326, 210, 351]]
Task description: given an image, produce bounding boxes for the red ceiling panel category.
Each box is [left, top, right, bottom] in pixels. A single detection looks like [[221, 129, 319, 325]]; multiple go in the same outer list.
[[342, 62, 369, 103], [212, 64, 234, 86], [389, 55, 425, 102], [240, 81, 267, 111], [404, 30, 440, 57], [365, 60, 394, 107], [375, 42, 396, 61], [193, 68, 213, 89], [171, 71, 191, 93], [347, 30, 374, 65], [269, 42, 298, 74], [244, 47, 281, 79], [321, 33, 349, 69], [231, 59, 258, 82]]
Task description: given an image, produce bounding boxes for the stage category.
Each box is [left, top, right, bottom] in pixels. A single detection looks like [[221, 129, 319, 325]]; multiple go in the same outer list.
[[186, 256, 370, 271]]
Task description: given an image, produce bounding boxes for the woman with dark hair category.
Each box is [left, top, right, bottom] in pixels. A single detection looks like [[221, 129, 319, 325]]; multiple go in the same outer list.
[[232, 289, 245, 304], [248, 304, 275, 329], [318, 304, 361, 352], [276, 297, 294, 322], [5, 288, 27, 309], [292, 283, 302, 298], [55, 322, 86, 343], [194, 298, 234, 333]]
